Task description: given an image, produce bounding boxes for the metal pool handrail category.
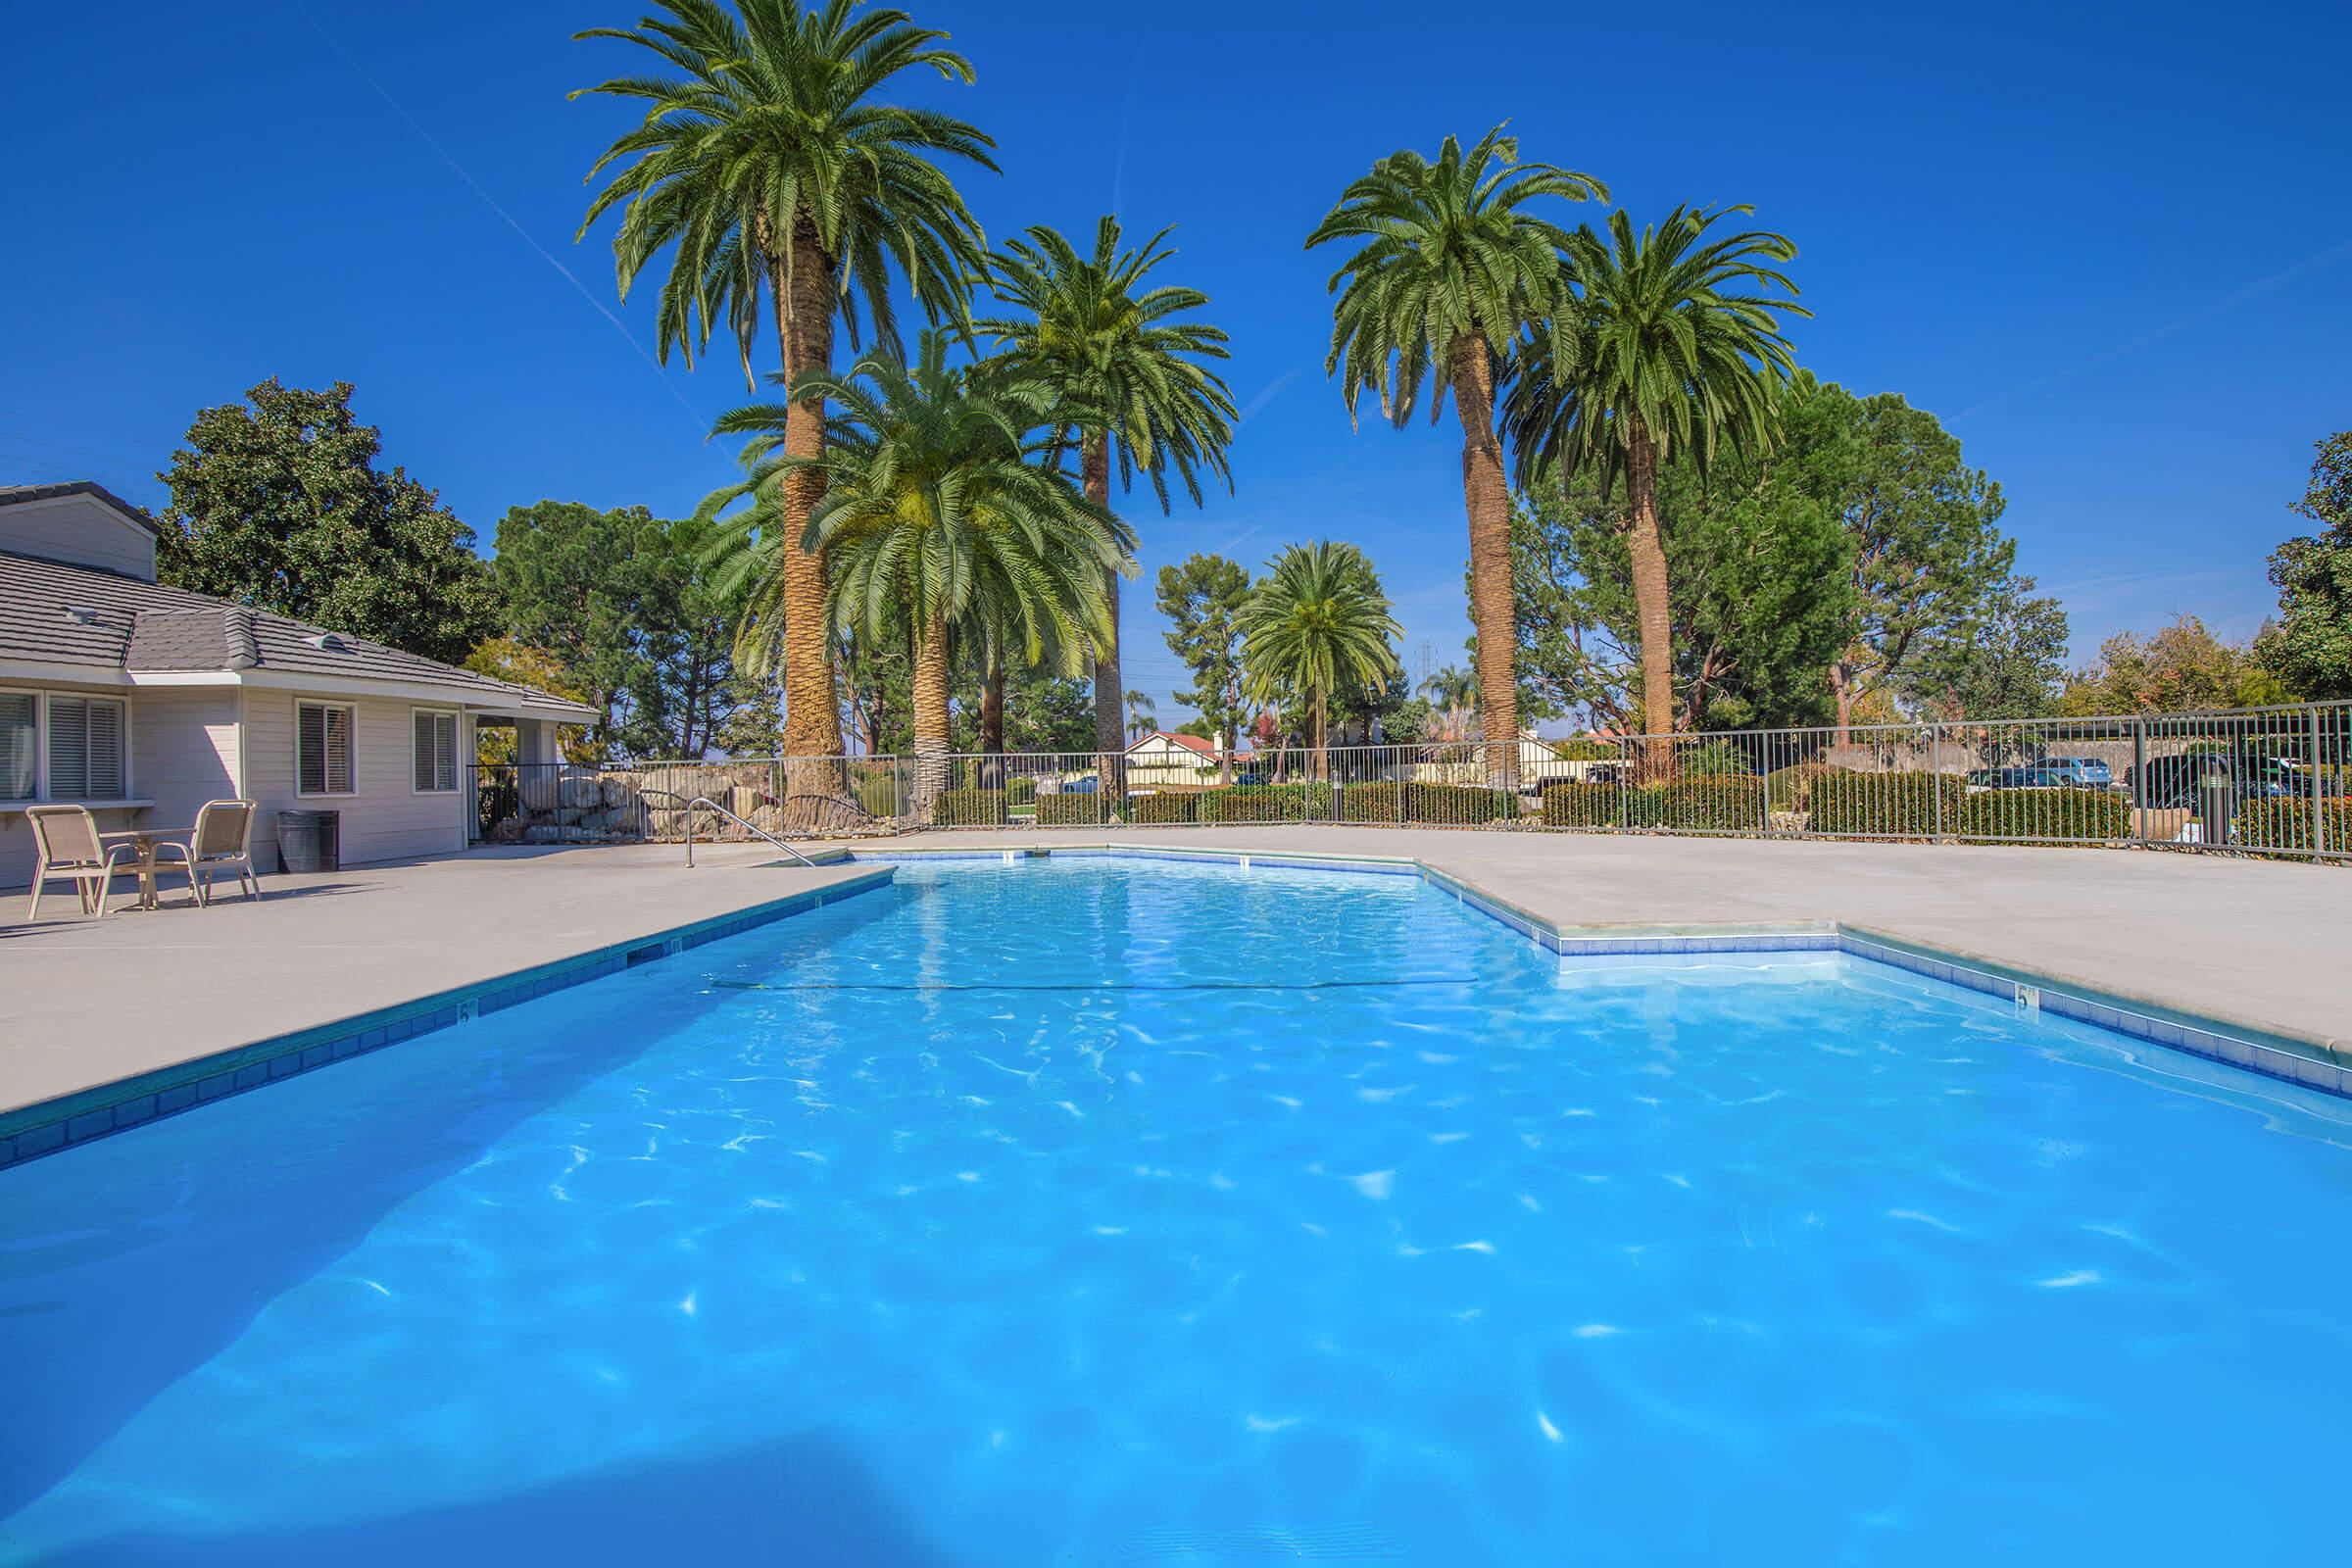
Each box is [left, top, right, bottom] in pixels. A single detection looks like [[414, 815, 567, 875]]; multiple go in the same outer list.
[[683, 796, 819, 869]]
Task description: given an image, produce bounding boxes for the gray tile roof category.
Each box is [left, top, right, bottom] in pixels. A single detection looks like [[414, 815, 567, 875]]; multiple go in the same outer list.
[[0, 481, 163, 537], [0, 549, 593, 716]]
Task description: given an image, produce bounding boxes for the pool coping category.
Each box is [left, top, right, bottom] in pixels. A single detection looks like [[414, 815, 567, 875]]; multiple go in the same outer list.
[[0, 864, 897, 1172], [5, 841, 2342, 1174]]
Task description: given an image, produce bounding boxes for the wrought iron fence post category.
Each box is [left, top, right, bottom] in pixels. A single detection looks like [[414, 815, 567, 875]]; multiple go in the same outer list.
[[2312, 705, 2327, 860], [1930, 723, 1945, 842], [2131, 716, 2148, 846]]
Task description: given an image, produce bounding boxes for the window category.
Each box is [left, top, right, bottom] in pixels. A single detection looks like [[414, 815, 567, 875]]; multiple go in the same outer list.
[[413, 709, 459, 793], [298, 702, 355, 795], [0, 692, 34, 801], [47, 696, 125, 800]]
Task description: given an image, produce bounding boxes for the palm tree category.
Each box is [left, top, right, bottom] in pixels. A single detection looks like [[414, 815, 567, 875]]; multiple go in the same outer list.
[[1239, 543, 1401, 780], [574, 0, 997, 808], [977, 217, 1236, 798], [1505, 206, 1804, 759], [1419, 663, 1478, 711], [1124, 689, 1157, 741], [1306, 126, 1604, 786], [700, 332, 1134, 814]]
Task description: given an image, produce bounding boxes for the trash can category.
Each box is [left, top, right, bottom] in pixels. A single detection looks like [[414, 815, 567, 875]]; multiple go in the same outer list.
[[2195, 777, 2235, 848], [277, 809, 341, 873]]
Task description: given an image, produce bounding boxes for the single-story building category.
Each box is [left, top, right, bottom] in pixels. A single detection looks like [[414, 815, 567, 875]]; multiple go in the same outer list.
[[0, 480, 596, 890]]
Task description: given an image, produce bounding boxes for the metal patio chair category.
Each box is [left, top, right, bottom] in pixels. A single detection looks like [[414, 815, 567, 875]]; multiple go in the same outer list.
[[24, 804, 139, 919], [153, 799, 261, 906]]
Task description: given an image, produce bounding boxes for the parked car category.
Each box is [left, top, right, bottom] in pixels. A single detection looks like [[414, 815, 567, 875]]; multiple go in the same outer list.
[[2123, 753, 2304, 809], [1964, 765, 2073, 793], [2042, 756, 2115, 789]]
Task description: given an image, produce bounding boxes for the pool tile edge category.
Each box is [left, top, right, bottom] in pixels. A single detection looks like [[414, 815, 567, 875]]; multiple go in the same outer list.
[[0, 867, 899, 1173]]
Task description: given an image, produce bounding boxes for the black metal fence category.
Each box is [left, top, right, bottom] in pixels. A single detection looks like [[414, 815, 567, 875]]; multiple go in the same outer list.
[[470, 700, 2352, 862]]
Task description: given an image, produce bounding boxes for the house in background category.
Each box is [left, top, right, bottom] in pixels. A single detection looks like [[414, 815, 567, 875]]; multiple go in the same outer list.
[[1124, 729, 1234, 788], [0, 481, 595, 890]]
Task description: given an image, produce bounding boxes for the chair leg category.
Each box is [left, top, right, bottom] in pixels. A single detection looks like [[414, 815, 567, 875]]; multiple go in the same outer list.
[[26, 873, 41, 921]]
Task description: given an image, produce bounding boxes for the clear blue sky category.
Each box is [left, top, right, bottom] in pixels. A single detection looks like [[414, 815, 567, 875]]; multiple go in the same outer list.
[[5, 1, 2347, 719]]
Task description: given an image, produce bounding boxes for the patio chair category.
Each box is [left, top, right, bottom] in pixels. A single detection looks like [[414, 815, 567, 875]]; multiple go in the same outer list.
[[154, 799, 260, 907], [24, 805, 139, 920]]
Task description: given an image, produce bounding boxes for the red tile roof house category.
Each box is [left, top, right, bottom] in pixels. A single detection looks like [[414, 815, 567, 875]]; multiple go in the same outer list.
[[0, 482, 596, 891]]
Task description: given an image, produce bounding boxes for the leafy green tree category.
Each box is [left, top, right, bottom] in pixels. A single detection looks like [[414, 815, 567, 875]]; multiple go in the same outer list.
[[1505, 206, 1805, 756], [575, 0, 997, 770], [1499, 448, 1853, 733], [491, 501, 746, 760], [2257, 430, 2352, 700], [1154, 552, 1251, 777], [1239, 542, 1402, 776], [701, 332, 1134, 813], [155, 379, 498, 663], [2057, 614, 2289, 714], [1897, 573, 2069, 719], [1798, 378, 2015, 736], [1308, 127, 1605, 777], [978, 217, 1236, 773]]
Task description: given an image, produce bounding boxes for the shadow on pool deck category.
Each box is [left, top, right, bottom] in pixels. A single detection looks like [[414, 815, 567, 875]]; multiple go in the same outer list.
[[28, 1433, 965, 1567]]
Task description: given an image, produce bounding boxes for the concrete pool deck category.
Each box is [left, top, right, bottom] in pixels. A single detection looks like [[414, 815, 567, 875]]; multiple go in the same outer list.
[[3, 829, 2344, 1140]]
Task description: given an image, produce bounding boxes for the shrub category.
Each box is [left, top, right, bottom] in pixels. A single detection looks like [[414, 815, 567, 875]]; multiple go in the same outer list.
[[1806, 770, 1965, 837], [1957, 787, 2133, 842], [854, 772, 901, 818], [1679, 741, 1754, 778], [934, 788, 1006, 826], [1662, 774, 1767, 831], [1197, 782, 1333, 822], [1006, 776, 1039, 807], [1542, 781, 1657, 828], [1034, 792, 1106, 825], [1127, 792, 1199, 824], [2232, 797, 2352, 853], [1340, 782, 1520, 825]]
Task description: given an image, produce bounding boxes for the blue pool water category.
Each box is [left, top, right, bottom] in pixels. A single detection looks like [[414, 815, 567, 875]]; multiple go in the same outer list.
[[3, 858, 2349, 1564]]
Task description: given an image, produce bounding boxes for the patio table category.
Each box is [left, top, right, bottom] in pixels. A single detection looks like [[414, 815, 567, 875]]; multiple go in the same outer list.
[[96, 826, 193, 911]]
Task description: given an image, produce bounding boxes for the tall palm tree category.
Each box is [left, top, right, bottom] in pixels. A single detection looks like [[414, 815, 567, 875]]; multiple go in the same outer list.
[[699, 332, 1134, 815], [1306, 126, 1604, 786], [1505, 206, 1804, 756], [1419, 664, 1479, 711], [1124, 689, 1157, 741], [574, 0, 996, 809], [1239, 543, 1401, 780], [976, 217, 1236, 797]]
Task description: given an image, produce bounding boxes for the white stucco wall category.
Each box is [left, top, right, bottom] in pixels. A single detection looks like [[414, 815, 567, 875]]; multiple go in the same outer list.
[[0, 682, 239, 891], [240, 689, 468, 870]]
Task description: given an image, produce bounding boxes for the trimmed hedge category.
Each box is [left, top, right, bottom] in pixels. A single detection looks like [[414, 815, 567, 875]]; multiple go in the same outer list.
[[1006, 776, 1039, 807], [2234, 797, 2352, 853], [1197, 782, 1334, 822], [935, 788, 1006, 826], [1339, 782, 1521, 825], [1540, 777, 1763, 831], [1807, 770, 1965, 837], [1957, 787, 2132, 842], [1127, 792, 1200, 824], [854, 772, 901, 818], [1034, 792, 1107, 825]]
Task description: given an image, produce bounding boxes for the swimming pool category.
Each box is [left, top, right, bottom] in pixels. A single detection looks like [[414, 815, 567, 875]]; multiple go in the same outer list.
[[3, 857, 2347, 1564]]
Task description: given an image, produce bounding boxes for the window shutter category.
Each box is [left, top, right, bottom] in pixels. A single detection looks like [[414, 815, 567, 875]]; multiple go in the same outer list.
[[299, 704, 324, 795], [49, 697, 89, 798], [325, 706, 353, 794], [415, 710, 435, 792], [87, 701, 124, 798], [436, 713, 459, 792], [0, 694, 32, 800]]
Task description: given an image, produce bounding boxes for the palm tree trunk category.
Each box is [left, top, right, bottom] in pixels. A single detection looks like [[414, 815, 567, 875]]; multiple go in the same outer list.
[[1446, 331, 1519, 791], [774, 220, 854, 826], [1083, 432, 1125, 807], [980, 650, 1005, 758], [1625, 424, 1677, 780], [1311, 689, 1329, 782], [910, 607, 953, 818]]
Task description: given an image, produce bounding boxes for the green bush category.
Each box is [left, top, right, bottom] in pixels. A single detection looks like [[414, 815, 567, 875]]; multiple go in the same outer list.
[[1006, 776, 1039, 807], [1957, 787, 2132, 842], [1127, 792, 1199, 824], [1806, 770, 1965, 837], [854, 771, 901, 817], [1339, 782, 1520, 825], [1662, 774, 1767, 831], [1761, 761, 1838, 816], [1678, 741, 1753, 778], [2232, 797, 2352, 853], [1196, 782, 1333, 822], [1034, 792, 1107, 825], [1541, 781, 1658, 828], [934, 788, 1006, 826]]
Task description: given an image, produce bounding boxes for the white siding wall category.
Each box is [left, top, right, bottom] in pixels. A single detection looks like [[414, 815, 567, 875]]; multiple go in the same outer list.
[[0, 495, 158, 580], [0, 683, 238, 890], [241, 690, 467, 870]]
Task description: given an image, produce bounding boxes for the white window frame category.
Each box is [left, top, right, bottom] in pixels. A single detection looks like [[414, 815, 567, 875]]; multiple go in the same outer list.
[[296, 701, 357, 798], [44, 692, 129, 802], [0, 686, 40, 803], [412, 707, 461, 795]]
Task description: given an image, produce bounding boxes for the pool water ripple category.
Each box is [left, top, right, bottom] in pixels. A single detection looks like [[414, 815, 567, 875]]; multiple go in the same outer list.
[[3, 858, 2349, 1564]]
